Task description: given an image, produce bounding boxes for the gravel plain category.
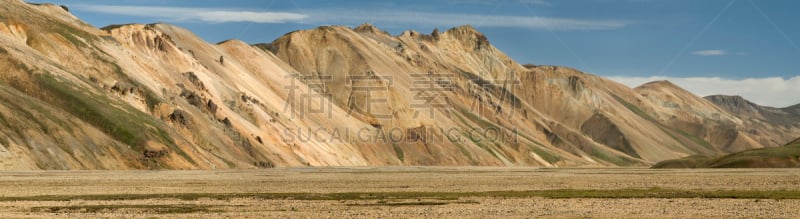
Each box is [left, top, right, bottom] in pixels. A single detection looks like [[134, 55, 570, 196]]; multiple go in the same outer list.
[[1, 167, 799, 218]]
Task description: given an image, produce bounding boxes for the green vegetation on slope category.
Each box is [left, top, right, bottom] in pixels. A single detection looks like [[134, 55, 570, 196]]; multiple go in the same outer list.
[[653, 143, 800, 168], [392, 143, 405, 162], [588, 147, 639, 166], [651, 155, 713, 168], [50, 21, 98, 47], [33, 72, 195, 166], [0, 18, 190, 167], [704, 144, 800, 168], [529, 145, 561, 163], [612, 94, 712, 155], [674, 128, 714, 151], [102, 60, 164, 111]]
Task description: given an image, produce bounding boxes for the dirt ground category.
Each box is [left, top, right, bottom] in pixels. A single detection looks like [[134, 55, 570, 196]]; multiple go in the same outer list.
[[1, 167, 799, 218]]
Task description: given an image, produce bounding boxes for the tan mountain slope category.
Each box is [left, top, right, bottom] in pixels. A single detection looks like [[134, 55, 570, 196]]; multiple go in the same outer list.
[[265, 23, 778, 165], [0, 1, 796, 169], [1, 1, 374, 169], [517, 66, 715, 162], [266, 24, 597, 166]]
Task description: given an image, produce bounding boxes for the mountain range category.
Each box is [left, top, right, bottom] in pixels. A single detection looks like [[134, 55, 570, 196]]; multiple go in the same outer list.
[[0, 1, 798, 169]]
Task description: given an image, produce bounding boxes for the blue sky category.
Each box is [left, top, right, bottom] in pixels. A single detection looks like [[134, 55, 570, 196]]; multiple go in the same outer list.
[[29, 0, 800, 107]]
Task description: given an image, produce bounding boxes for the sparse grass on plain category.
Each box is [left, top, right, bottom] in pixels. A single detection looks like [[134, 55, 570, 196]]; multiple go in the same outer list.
[[1, 167, 799, 217]]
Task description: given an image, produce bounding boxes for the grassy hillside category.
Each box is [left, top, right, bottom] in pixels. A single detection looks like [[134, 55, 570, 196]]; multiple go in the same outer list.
[[650, 155, 713, 168], [653, 143, 800, 168]]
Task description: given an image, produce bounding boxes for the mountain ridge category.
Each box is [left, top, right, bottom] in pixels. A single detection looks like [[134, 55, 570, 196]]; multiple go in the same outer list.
[[705, 95, 800, 127], [0, 0, 798, 169]]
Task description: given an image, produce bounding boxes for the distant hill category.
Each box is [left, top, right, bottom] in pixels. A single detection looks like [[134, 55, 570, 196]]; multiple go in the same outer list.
[[705, 95, 800, 126], [653, 140, 800, 168]]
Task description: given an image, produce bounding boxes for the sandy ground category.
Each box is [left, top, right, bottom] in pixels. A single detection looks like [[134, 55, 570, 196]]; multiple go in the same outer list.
[[0, 167, 799, 218]]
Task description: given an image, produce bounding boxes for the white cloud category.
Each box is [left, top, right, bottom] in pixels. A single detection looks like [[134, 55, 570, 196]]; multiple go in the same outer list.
[[74, 5, 308, 23], [607, 76, 800, 108], [73, 4, 629, 30], [691, 49, 727, 56]]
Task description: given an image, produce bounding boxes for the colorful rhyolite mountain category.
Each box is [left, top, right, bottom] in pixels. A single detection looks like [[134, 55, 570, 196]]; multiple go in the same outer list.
[[0, 1, 797, 169]]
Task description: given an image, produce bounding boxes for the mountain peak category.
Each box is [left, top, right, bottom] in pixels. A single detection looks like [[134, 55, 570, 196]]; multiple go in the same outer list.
[[448, 24, 479, 33], [640, 80, 676, 87], [444, 25, 490, 50], [523, 64, 538, 69], [445, 25, 484, 38], [704, 95, 761, 115], [101, 23, 180, 32], [635, 80, 693, 95], [101, 23, 153, 31], [291, 25, 352, 34], [705, 95, 754, 106], [431, 28, 441, 39], [354, 23, 376, 30], [353, 23, 389, 36], [27, 2, 70, 12]]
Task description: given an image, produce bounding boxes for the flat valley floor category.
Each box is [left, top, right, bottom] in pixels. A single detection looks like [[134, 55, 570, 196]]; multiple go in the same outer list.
[[1, 167, 799, 218]]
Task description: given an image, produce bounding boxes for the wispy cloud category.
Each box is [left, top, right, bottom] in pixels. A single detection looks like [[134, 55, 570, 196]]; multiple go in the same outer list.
[[691, 49, 727, 56], [449, 0, 551, 6], [608, 76, 800, 108], [521, 0, 552, 6], [72, 4, 630, 30], [74, 5, 308, 23]]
